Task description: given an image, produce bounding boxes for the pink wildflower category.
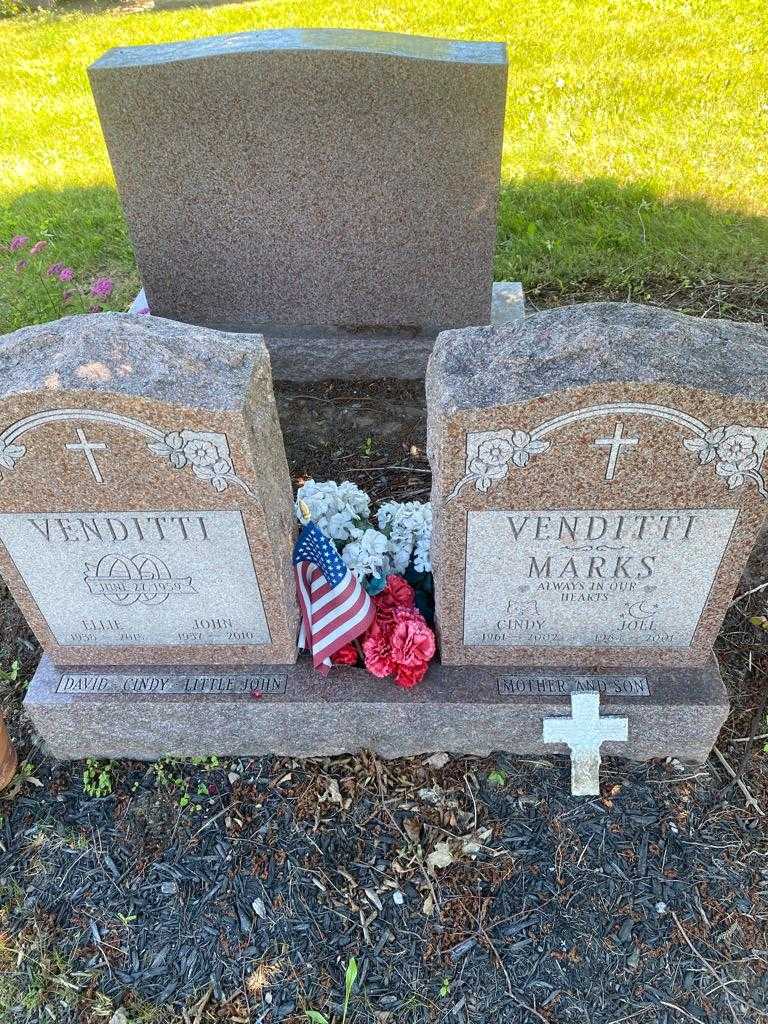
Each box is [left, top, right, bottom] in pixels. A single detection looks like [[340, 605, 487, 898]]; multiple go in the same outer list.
[[9, 236, 28, 252], [58, 267, 74, 282], [90, 276, 114, 299], [29, 240, 47, 255], [15, 259, 28, 273], [62, 290, 74, 303], [47, 262, 65, 277]]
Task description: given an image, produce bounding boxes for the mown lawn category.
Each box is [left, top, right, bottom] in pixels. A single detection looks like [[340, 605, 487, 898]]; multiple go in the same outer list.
[[1, 0, 767, 331]]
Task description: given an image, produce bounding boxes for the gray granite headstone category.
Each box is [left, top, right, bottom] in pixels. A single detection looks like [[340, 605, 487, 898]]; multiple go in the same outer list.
[[90, 28, 508, 336]]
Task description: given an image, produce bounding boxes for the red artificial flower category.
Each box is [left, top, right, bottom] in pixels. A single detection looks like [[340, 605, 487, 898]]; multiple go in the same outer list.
[[389, 607, 436, 668], [392, 662, 426, 689], [363, 607, 435, 689], [373, 574, 416, 629], [362, 622, 394, 678], [331, 642, 359, 666]]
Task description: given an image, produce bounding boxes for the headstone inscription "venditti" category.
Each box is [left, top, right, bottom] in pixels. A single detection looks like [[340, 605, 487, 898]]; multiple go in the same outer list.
[[89, 29, 508, 334], [0, 313, 298, 668], [426, 301, 768, 774], [428, 303, 768, 670]]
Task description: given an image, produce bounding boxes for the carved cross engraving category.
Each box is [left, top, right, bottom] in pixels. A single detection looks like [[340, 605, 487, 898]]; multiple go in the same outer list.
[[542, 693, 628, 796], [593, 422, 638, 481], [65, 428, 108, 483]]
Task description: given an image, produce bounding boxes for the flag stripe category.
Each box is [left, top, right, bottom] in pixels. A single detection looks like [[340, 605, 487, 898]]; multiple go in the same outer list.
[[293, 521, 374, 671]]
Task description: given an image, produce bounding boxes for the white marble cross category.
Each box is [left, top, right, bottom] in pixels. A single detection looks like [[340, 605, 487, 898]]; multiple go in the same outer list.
[[542, 693, 628, 796]]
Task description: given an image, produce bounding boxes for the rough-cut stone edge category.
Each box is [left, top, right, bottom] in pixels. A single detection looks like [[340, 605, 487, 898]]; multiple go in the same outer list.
[[428, 303, 768, 413], [0, 313, 265, 412], [25, 654, 728, 763], [127, 282, 525, 381]]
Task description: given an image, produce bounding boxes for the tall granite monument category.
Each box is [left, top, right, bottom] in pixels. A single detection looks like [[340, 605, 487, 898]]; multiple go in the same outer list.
[[88, 28, 522, 380]]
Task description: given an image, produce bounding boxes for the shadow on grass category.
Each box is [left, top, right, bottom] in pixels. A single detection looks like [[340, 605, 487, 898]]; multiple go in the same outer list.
[[2, 177, 768, 332]]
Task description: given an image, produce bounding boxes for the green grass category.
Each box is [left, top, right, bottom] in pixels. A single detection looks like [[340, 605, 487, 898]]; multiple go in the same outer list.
[[1, 0, 768, 331]]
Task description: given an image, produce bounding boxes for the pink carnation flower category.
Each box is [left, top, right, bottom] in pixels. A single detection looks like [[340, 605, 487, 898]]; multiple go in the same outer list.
[[388, 608, 436, 687], [58, 267, 74, 282], [362, 623, 394, 678], [362, 606, 435, 689], [9, 235, 28, 251], [47, 262, 65, 277]]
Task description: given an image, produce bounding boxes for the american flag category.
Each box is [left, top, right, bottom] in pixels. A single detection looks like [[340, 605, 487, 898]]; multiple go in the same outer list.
[[293, 521, 375, 674]]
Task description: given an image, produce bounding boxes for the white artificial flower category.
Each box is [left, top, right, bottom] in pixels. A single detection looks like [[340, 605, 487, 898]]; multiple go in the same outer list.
[[413, 506, 432, 572], [295, 479, 371, 541], [341, 528, 390, 581], [377, 500, 432, 574]]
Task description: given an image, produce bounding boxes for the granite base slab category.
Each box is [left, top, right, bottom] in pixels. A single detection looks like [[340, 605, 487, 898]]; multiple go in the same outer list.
[[127, 282, 524, 382], [25, 654, 728, 763]]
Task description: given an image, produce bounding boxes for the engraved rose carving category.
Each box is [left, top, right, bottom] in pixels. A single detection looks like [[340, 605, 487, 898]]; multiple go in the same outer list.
[[449, 428, 551, 499], [684, 424, 765, 496], [148, 430, 238, 494]]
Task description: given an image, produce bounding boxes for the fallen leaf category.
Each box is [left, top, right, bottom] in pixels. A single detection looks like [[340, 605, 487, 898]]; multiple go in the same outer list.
[[460, 828, 492, 857], [319, 778, 343, 806], [364, 887, 383, 912], [422, 892, 435, 915], [246, 959, 283, 996], [403, 817, 421, 843], [426, 841, 454, 874], [252, 897, 267, 920]]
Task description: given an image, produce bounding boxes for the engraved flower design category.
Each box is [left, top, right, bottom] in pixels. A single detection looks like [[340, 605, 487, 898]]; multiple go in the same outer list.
[[715, 450, 759, 490], [193, 457, 234, 493], [183, 438, 220, 469], [684, 424, 765, 496], [476, 436, 513, 467], [147, 429, 244, 496], [716, 431, 757, 463], [0, 440, 25, 477], [463, 429, 551, 494], [509, 429, 550, 468], [684, 423, 765, 495], [684, 425, 750, 465], [148, 431, 187, 469]]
